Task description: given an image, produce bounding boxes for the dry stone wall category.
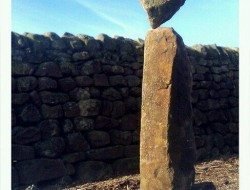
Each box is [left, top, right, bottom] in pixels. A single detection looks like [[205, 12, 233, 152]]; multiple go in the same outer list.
[[11, 32, 238, 189], [187, 45, 239, 161]]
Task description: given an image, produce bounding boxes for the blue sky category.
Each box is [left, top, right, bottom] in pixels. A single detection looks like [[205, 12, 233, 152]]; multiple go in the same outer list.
[[12, 0, 239, 47]]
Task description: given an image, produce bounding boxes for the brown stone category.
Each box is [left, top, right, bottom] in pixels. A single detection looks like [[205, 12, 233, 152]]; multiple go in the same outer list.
[[140, 0, 186, 29], [140, 28, 196, 190]]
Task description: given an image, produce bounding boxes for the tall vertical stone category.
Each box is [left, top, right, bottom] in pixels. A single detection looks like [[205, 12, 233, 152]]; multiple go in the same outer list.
[[140, 27, 196, 190]]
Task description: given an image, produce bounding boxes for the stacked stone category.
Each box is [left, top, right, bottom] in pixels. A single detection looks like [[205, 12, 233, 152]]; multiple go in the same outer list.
[[11, 32, 144, 189], [187, 44, 239, 160], [11, 31, 239, 189]]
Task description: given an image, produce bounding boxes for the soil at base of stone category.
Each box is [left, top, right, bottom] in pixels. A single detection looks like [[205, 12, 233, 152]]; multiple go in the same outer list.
[[63, 155, 238, 190]]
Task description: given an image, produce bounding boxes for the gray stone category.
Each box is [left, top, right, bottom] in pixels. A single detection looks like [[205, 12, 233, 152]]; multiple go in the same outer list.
[[75, 161, 113, 182], [111, 101, 125, 118], [38, 77, 57, 90], [207, 110, 227, 122], [62, 119, 74, 134], [110, 130, 132, 145], [12, 32, 29, 48], [44, 32, 66, 50], [120, 87, 130, 98], [66, 133, 90, 152], [109, 75, 127, 86], [86, 146, 124, 160], [63, 152, 86, 163], [80, 61, 101, 75], [12, 62, 35, 76], [13, 127, 41, 145], [120, 114, 139, 131], [39, 91, 69, 105], [102, 87, 122, 100], [20, 104, 41, 123], [77, 34, 101, 52], [62, 35, 85, 51], [140, 0, 186, 28], [63, 102, 80, 118], [94, 74, 109, 86], [59, 62, 79, 76], [112, 157, 139, 176], [95, 116, 112, 129], [73, 51, 90, 61], [89, 87, 101, 98], [16, 159, 67, 184], [87, 131, 110, 148], [29, 90, 42, 106], [39, 119, 61, 139], [41, 104, 63, 119], [111, 65, 124, 74], [75, 76, 94, 87], [16, 76, 37, 92], [12, 93, 29, 105], [79, 99, 101, 116], [101, 101, 113, 116], [69, 88, 90, 101], [125, 75, 141, 87], [12, 145, 35, 161], [96, 34, 116, 51], [58, 77, 76, 92], [35, 62, 62, 78], [74, 117, 94, 131], [25, 32, 51, 50], [34, 137, 65, 158]]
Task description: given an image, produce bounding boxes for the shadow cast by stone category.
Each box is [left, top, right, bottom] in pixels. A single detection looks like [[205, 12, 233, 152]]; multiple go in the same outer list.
[[192, 182, 216, 190]]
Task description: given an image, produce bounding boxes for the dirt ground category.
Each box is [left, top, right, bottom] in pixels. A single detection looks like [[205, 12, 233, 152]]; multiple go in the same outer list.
[[64, 156, 238, 190]]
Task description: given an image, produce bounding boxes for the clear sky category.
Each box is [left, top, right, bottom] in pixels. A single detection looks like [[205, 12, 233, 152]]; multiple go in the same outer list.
[[12, 0, 239, 47]]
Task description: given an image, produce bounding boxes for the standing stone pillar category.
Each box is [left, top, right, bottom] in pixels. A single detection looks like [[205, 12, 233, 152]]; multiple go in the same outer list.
[[140, 27, 196, 190]]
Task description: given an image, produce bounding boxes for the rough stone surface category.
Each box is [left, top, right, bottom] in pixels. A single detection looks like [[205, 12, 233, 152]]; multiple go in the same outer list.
[[16, 159, 67, 184], [112, 157, 139, 176], [74, 117, 95, 131], [66, 133, 90, 152], [140, 28, 196, 190], [140, 0, 186, 28], [12, 145, 35, 161], [41, 104, 63, 119], [34, 137, 65, 158], [12, 127, 41, 145], [11, 31, 238, 188], [87, 131, 110, 148], [79, 99, 101, 116], [86, 146, 124, 160], [39, 119, 61, 139], [75, 161, 113, 183]]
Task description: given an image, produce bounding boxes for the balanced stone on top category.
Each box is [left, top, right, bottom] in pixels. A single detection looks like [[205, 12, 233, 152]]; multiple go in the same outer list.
[[140, 0, 186, 28]]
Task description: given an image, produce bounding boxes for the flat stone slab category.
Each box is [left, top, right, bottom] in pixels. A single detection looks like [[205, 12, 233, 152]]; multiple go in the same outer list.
[[140, 0, 186, 28], [140, 27, 196, 190]]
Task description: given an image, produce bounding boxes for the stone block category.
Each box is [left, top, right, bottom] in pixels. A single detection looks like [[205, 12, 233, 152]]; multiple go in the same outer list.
[[140, 28, 196, 190], [16, 159, 67, 184]]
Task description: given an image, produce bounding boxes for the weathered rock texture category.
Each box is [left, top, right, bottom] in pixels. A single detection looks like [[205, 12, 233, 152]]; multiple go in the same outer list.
[[140, 27, 196, 190], [140, 0, 186, 28], [11, 31, 238, 189]]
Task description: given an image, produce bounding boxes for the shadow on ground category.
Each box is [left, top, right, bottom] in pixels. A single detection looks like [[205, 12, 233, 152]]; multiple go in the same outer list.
[[192, 182, 216, 190]]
